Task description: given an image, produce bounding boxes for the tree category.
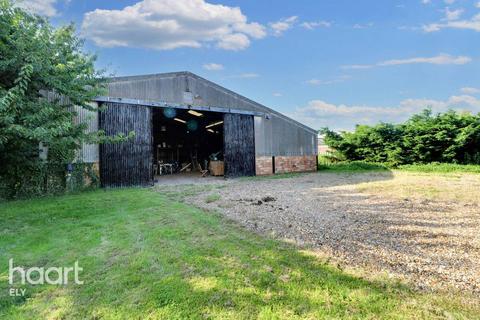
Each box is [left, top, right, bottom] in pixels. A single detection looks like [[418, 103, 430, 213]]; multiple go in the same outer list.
[[321, 123, 402, 165], [0, 0, 105, 198], [321, 108, 480, 166]]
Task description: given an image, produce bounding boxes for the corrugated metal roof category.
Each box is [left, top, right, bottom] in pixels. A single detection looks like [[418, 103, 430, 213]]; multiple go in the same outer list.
[[103, 71, 317, 135]]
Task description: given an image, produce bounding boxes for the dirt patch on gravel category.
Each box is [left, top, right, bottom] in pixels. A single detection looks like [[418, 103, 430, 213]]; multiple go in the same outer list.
[[173, 171, 480, 295]]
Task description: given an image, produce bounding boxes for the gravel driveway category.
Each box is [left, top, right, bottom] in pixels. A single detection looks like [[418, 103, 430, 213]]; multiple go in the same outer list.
[[169, 172, 480, 294]]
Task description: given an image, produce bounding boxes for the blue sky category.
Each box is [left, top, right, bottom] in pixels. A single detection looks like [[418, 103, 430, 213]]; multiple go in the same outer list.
[[18, 0, 480, 130]]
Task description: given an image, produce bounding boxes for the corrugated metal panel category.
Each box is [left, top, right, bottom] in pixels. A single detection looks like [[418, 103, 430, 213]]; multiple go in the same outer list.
[[104, 72, 318, 157], [254, 115, 317, 156], [107, 72, 316, 133], [73, 104, 99, 163], [94, 97, 264, 116], [42, 91, 100, 163]]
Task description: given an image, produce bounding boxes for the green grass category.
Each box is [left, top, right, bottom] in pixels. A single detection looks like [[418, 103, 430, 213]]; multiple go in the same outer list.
[[0, 189, 478, 319], [205, 193, 221, 203], [318, 161, 389, 172], [397, 163, 480, 174], [317, 159, 480, 174]]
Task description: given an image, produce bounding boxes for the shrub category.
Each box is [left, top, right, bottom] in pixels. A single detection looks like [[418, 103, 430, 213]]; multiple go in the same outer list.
[[321, 109, 480, 166]]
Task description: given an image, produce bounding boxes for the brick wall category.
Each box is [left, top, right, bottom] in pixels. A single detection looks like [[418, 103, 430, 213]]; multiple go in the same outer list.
[[255, 155, 317, 175], [274, 155, 317, 174], [255, 156, 273, 175]]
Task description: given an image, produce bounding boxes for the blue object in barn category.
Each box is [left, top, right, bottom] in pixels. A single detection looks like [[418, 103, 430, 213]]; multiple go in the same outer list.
[[163, 107, 176, 119]]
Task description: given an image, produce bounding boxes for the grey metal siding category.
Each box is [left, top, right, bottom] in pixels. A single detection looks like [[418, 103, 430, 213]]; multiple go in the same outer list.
[[73, 104, 99, 163], [105, 72, 318, 158], [43, 91, 99, 163], [108, 75, 186, 103], [254, 115, 317, 157]]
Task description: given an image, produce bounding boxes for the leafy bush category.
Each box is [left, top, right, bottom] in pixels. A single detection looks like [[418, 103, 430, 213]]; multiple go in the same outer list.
[[0, 2, 135, 199], [0, 162, 99, 200], [321, 109, 480, 166], [0, 1, 106, 199]]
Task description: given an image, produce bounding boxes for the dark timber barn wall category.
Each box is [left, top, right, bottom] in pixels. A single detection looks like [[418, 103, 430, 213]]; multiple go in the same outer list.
[[81, 71, 318, 187], [223, 114, 255, 178], [99, 102, 152, 187]]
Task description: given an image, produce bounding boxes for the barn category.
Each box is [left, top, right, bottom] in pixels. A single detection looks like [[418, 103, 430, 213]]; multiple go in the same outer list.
[[78, 72, 318, 187]]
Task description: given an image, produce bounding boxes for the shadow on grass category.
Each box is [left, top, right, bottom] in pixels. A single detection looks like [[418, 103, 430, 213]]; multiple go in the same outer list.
[[0, 189, 475, 319]]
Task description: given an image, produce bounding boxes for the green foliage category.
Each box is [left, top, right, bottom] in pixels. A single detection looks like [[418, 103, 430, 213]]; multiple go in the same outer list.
[[321, 109, 480, 166], [321, 123, 402, 164], [0, 162, 99, 201], [0, 1, 106, 199]]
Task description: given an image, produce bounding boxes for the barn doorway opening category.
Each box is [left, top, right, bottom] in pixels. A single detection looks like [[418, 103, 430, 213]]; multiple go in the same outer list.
[[152, 108, 225, 179], [99, 102, 256, 187]]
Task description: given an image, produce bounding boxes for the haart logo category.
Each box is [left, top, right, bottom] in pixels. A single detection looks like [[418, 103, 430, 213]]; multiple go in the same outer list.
[[8, 259, 83, 296]]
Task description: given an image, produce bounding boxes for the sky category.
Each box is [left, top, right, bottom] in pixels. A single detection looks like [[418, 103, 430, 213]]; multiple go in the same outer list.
[[16, 0, 480, 131]]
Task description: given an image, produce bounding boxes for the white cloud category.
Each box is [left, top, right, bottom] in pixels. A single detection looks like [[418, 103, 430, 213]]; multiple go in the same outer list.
[[269, 16, 298, 36], [422, 0, 431, 4], [476, 2, 480, 9], [444, 7, 464, 21], [341, 64, 374, 70], [306, 79, 326, 85], [448, 94, 480, 106], [202, 63, 224, 71], [217, 33, 251, 50], [290, 95, 480, 130], [81, 0, 266, 51], [379, 54, 471, 66], [423, 13, 480, 32], [398, 25, 421, 31], [229, 73, 260, 79], [444, 0, 455, 4], [306, 75, 351, 85], [342, 53, 471, 69], [15, 0, 58, 17], [353, 22, 374, 29], [273, 92, 283, 97], [461, 87, 480, 94], [301, 21, 331, 30]]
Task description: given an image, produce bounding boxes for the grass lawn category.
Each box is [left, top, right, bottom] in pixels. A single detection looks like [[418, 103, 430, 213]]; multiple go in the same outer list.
[[357, 170, 480, 205], [317, 161, 389, 172], [317, 159, 480, 175], [316, 161, 480, 204], [397, 163, 480, 174], [0, 189, 479, 319]]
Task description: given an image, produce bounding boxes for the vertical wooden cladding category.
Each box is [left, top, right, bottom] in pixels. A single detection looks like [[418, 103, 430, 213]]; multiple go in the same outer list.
[[99, 102, 153, 187], [223, 113, 255, 178]]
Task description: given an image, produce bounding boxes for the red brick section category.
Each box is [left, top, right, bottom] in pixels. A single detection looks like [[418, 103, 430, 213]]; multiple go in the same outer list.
[[255, 155, 317, 175], [274, 156, 317, 174], [255, 156, 273, 175]]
